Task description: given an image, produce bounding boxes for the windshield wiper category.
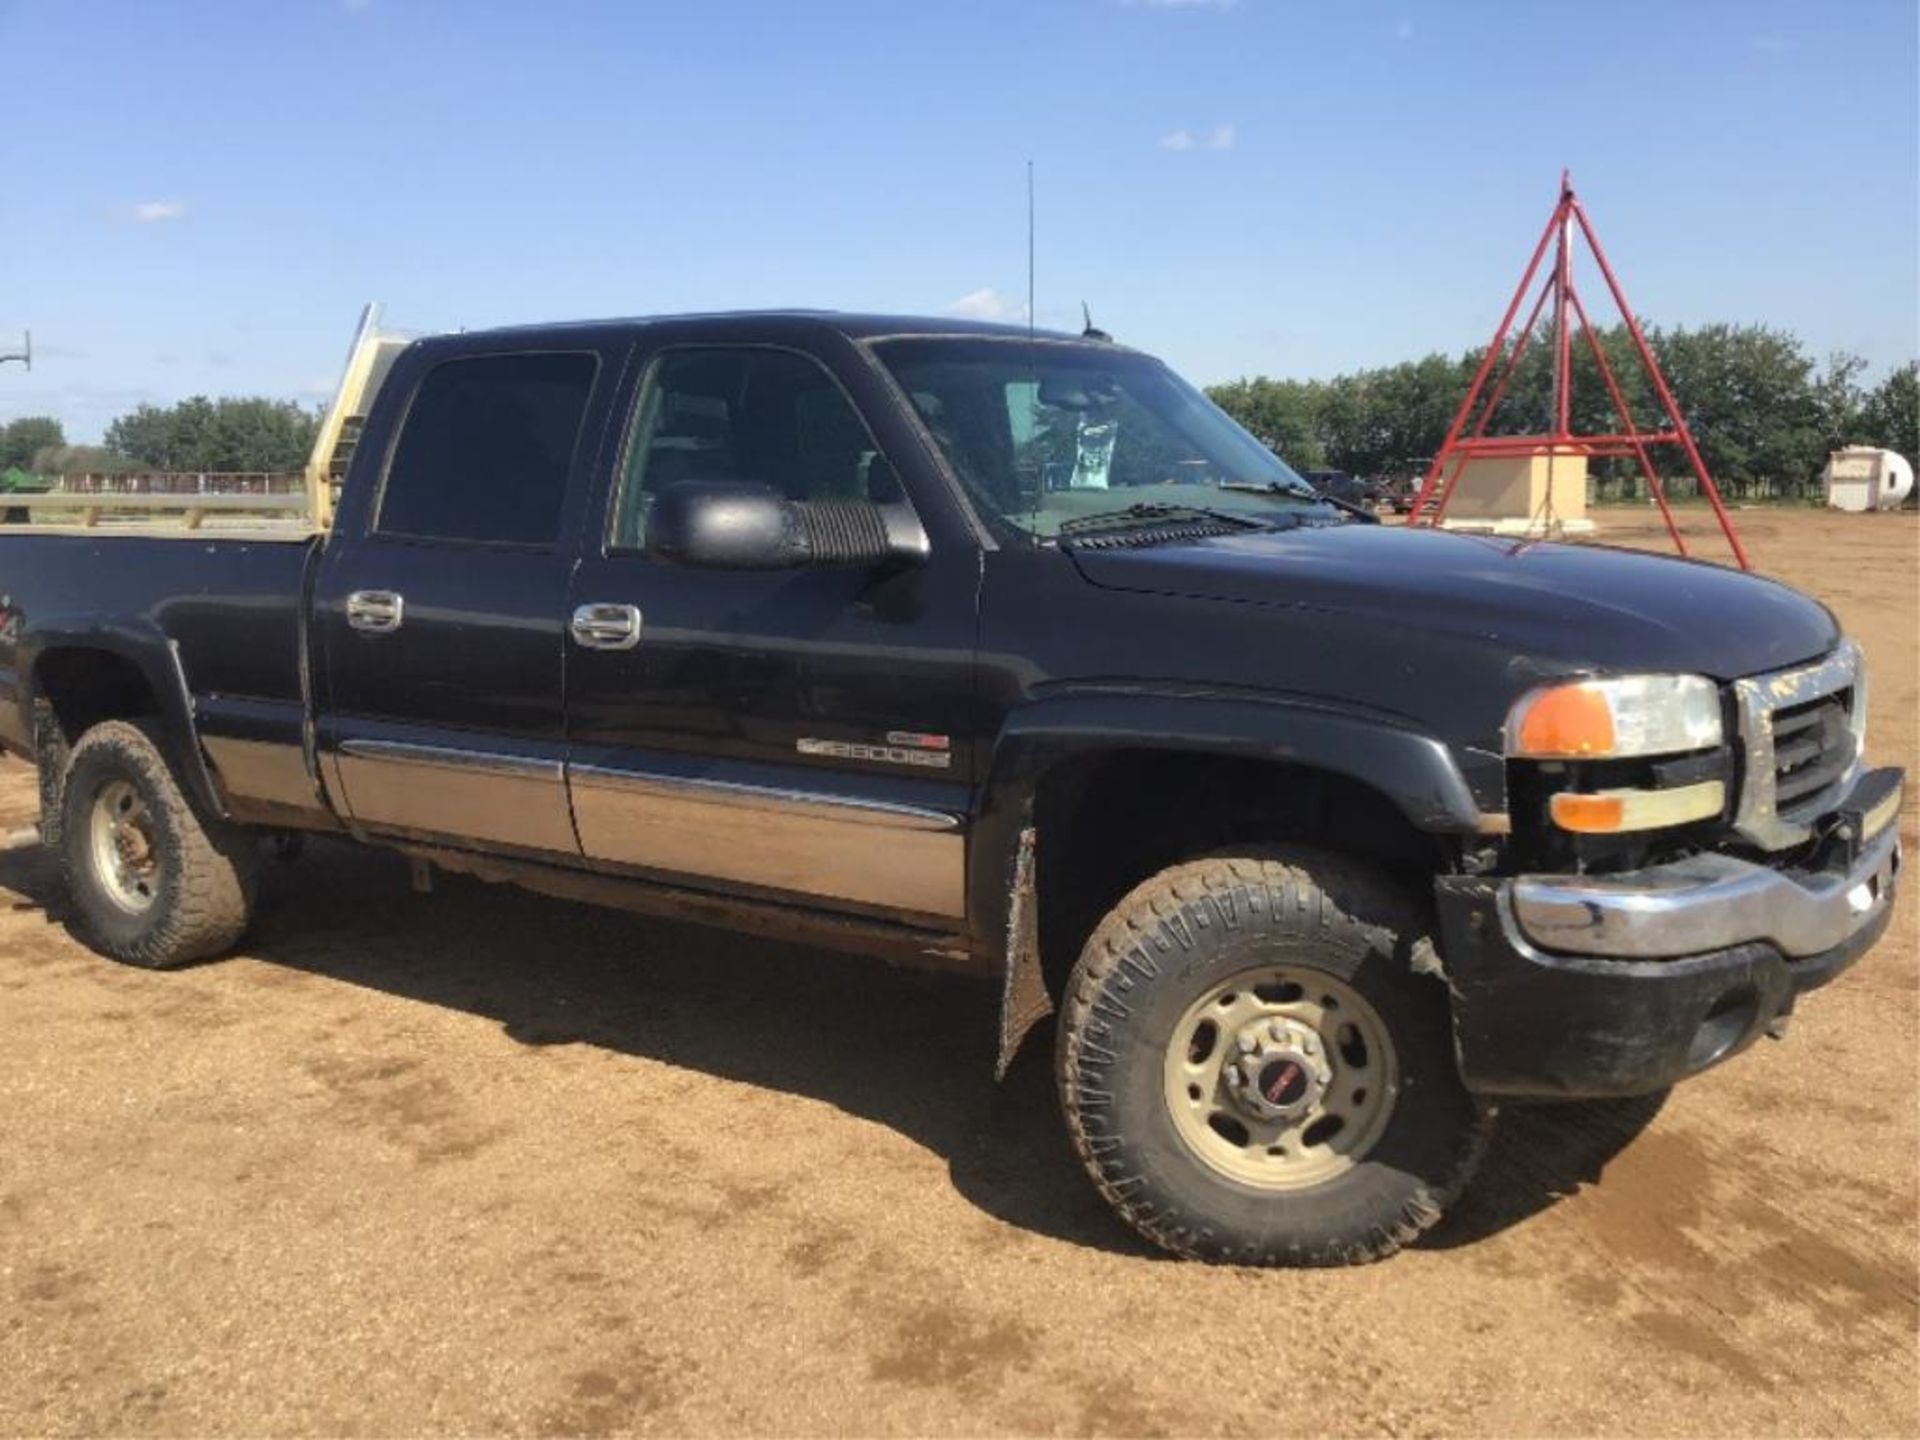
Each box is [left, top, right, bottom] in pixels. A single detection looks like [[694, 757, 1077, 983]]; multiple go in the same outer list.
[[1056, 502, 1274, 537], [1217, 481, 1379, 524]]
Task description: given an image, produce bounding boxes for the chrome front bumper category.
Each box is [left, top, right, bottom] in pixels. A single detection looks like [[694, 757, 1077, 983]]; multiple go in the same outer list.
[[1512, 775, 1902, 961]]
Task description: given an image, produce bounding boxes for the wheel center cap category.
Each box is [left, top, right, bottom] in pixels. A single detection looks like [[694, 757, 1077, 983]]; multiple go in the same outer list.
[[1224, 1018, 1333, 1123], [1258, 1057, 1311, 1108]]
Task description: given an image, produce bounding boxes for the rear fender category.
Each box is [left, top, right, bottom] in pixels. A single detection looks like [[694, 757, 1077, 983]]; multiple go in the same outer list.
[[19, 618, 223, 823]]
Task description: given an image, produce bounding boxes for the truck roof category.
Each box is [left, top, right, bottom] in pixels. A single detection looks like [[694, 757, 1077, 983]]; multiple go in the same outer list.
[[424, 310, 1103, 348], [0, 308, 1130, 543]]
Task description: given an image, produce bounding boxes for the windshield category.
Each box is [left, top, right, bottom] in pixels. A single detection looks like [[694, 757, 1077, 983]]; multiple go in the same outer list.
[[871, 338, 1326, 539]]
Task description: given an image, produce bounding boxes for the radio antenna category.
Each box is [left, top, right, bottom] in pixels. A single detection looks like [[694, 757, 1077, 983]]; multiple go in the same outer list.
[[1024, 161, 1039, 533], [1026, 160, 1036, 341]]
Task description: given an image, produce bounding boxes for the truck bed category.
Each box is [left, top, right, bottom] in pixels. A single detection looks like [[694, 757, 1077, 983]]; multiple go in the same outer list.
[[0, 529, 321, 820]]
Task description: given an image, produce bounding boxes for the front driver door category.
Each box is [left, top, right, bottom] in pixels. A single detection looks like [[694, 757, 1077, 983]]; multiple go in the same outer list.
[[564, 338, 979, 923]]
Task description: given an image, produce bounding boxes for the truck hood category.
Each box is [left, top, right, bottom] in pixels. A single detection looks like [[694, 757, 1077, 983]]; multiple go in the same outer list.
[[1066, 523, 1838, 680]]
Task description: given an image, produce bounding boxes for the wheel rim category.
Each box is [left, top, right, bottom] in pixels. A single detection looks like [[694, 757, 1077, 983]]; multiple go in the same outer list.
[[1162, 964, 1399, 1190], [88, 779, 160, 914]]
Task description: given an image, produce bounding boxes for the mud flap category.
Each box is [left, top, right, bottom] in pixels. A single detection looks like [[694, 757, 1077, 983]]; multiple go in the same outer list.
[[995, 825, 1053, 1079], [33, 700, 68, 848]]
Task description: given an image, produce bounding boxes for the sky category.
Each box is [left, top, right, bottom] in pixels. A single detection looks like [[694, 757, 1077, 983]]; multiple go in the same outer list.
[[2, 0, 1916, 441]]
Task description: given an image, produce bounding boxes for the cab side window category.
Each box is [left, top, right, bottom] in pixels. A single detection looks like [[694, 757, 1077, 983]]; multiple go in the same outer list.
[[610, 348, 901, 551], [377, 351, 598, 546]]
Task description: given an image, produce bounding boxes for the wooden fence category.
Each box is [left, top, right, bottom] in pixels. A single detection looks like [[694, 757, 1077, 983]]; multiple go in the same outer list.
[[3, 473, 316, 530]]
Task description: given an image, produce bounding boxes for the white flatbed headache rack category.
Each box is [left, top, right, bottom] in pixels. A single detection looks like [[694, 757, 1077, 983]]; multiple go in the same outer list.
[[304, 301, 412, 530], [0, 303, 412, 540]]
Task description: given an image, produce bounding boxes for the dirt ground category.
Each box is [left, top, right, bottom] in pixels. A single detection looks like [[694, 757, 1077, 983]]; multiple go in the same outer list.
[[1, 506, 1914, 1437]]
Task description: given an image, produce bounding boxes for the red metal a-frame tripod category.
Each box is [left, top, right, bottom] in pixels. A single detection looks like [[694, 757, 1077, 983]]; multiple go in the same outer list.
[[1405, 173, 1750, 570]]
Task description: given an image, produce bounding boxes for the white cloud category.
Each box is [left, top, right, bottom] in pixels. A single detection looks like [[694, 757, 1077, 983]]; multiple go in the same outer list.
[[946, 288, 1027, 323], [1161, 123, 1234, 151], [129, 199, 187, 224]]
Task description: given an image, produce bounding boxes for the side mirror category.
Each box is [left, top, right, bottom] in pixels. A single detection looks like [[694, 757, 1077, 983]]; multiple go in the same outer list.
[[646, 481, 929, 570]]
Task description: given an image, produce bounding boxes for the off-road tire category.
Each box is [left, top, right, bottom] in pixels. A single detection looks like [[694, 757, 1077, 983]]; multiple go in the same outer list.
[[1057, 848, 1490, 1266], [59, 719, 258, 968]]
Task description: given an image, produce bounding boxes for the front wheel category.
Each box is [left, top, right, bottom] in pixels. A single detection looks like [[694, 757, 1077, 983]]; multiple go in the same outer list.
[[59, 719, 258, 968], [1056, 848, 1489, 1266]]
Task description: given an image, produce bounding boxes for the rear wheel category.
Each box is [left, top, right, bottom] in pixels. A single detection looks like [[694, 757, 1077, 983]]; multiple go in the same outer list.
[[60, 719, 257, 968], [1057, 848, 1489, 1265]]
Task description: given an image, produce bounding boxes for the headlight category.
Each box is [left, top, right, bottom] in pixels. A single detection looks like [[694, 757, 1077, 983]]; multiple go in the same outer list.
[[1506, 674, 1723, 759]]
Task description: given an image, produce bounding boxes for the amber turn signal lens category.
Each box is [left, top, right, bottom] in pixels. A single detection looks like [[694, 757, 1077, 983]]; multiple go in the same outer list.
[[1549, 781, 1727, 834], [1548, 792, 1627, 833], [1514, 685, 1616, 757]]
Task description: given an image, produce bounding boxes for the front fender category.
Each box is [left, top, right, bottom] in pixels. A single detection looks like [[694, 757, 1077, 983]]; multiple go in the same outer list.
[[967, 687, 1486, 958]]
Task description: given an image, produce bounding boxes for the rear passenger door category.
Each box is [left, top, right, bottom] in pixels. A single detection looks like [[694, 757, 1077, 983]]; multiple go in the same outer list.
[[314, 341, 624, 856]]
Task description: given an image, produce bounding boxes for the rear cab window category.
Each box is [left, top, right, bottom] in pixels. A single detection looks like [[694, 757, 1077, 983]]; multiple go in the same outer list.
[[376, 351, 599, 546]]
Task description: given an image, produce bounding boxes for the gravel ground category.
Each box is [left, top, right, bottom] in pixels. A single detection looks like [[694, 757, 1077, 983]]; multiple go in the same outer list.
[[1, 507, 1914, 1436]]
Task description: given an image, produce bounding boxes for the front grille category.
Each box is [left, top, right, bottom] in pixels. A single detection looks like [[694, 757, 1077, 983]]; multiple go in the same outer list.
[[1731, 642, 1866, 851], [1768, 691, 1854, 809]]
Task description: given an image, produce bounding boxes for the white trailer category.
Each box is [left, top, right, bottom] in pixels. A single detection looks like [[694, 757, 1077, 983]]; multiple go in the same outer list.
[[1823, 446, 1914, 512]]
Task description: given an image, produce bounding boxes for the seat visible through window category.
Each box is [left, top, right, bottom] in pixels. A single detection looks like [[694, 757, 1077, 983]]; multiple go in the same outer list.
[[611, 348, 903, 549]]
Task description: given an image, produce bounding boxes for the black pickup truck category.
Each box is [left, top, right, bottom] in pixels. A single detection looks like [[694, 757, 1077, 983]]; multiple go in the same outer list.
[[0, 313, 1902, 1266]]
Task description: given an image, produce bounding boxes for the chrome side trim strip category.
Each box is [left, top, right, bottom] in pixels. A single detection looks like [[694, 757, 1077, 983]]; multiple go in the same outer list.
[[567, 763, 960, 832], [319, 748, 351, 819], [333, 738, 575, 852], [568, 762, 964, 918], [339, 737, 563, 783], [201, 736, 320, 812]]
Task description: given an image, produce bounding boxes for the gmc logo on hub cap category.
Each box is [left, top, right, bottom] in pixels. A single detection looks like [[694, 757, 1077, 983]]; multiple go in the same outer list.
[[1261, 1059, 1308, 1107]]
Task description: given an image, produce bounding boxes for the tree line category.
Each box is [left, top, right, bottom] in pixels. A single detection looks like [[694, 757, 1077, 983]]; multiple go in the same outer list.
[[0, 397, 319, 481], [2, 323, 1915, 499], [1205, 323, 1917, 501]]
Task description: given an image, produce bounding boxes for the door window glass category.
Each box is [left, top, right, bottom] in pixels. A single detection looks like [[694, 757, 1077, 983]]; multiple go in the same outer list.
[[610, 348, 901, 550], [377, 351, 598, 545]]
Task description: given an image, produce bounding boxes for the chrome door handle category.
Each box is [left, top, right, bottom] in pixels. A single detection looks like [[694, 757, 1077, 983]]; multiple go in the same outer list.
[[570, 603, 643, 651], [346, 590, 404, 633]]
